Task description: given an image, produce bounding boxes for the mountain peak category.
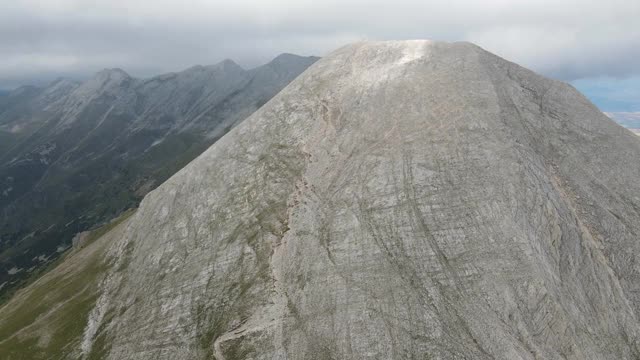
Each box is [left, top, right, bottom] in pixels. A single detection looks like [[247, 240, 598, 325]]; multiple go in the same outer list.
[[93, 68, 131, 81], [256, 53, 320, 79], [181, 59, 244, 76], [218, 58, 242, 69], [332, 40, 482, 68], [268, 52, 319, 67], [59, 39, 640, 358], [271, 52, 305, 62], [58, 68, 133, 123], [208, 58, 245, 74]]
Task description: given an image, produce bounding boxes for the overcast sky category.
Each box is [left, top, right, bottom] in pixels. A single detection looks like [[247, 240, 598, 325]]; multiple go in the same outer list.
[[1, 0, 638, 110]]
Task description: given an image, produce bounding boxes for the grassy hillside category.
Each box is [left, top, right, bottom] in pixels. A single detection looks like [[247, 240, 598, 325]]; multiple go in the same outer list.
[[0, 209, 134, 360]]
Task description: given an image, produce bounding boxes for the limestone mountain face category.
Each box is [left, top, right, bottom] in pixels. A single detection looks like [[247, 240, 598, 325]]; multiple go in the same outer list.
[[3, 40, 640, 359], [0, 54, 318, 296]]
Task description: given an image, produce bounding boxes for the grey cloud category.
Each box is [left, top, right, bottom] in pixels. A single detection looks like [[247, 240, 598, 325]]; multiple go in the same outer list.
[[0, 0, 638, 88]]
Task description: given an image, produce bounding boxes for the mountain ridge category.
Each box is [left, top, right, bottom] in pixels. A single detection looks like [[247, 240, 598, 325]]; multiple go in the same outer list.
[[0, 53, 319, 299]]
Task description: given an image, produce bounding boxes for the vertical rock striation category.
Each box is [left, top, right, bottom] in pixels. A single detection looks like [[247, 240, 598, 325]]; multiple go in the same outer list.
[[12, 40, 640, 359]]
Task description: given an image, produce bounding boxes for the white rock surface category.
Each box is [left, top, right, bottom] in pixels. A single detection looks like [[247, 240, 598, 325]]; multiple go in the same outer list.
[[82, 40, 640, 359]]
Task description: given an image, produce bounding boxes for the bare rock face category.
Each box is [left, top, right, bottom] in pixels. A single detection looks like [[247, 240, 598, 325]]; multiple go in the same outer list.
[[78, 41, 640, 359]]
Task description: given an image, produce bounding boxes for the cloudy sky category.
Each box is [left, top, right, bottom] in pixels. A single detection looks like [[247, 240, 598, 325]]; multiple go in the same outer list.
[[1, 0, 638, 111]]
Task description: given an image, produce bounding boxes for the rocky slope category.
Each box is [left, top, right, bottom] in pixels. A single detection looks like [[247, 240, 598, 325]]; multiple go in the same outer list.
[[2, 40, 640, 359], [0, 54, 318, 296], [606, 112, 640, 134]]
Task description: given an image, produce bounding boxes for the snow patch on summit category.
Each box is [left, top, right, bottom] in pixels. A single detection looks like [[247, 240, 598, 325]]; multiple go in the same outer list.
[[342, 40, 433, 89], [398, 40, 432, 65]]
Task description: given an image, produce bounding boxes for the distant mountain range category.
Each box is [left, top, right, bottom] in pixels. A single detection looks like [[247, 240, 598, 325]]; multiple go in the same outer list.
[[0, 54, 318, 297]]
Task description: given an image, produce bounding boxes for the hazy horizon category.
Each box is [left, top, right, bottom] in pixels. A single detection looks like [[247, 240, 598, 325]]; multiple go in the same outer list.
[[1, 0, 638, 111]]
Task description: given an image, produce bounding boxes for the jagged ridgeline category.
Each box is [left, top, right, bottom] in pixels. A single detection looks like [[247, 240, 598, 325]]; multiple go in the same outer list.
[[1, 41, 640, 359], [0, 54, 318, 299]]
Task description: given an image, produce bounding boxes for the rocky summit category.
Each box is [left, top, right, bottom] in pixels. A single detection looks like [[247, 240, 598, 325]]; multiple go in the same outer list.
[[1, 40, 640, 359]]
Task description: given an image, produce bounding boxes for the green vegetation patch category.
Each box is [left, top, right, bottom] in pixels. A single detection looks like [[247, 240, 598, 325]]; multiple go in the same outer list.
[[0, 209, 135, 359]]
